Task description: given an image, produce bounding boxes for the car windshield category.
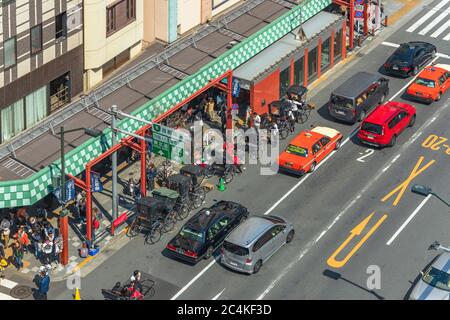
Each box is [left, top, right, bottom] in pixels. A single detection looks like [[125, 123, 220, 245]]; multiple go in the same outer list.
[[179, 227, 205, 243], [361, 122, 383, 135], [286, 145, 308, 157], [422, 267, 450, 292], [331, 95, 353, 109], [414, 77, 435, 88], [392, 46, 413, 63], [223, 241, 249, 256]]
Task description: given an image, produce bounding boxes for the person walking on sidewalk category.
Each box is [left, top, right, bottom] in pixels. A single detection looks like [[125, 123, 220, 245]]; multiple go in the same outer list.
[[12, 242, 24, 270], [0, 218, 11, 246], [37, 269, 50, 300]]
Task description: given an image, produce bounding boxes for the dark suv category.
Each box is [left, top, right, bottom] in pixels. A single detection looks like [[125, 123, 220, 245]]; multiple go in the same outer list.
[[166, 201, 249, 264], [328, 72, 390, 123]]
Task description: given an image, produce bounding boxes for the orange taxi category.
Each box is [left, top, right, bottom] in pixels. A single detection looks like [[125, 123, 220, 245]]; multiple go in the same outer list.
[[405, 64, 450, 104], [278, 126, 343, 176]]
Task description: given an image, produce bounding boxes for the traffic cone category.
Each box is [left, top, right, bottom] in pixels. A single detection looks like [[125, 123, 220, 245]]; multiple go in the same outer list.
[[74, 288, 81, 300], [218, 177, 226, 191]]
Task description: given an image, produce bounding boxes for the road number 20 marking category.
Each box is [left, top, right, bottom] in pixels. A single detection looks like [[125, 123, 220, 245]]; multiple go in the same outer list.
[[422, 134, 450, 154], [357, 149, 375, 163]]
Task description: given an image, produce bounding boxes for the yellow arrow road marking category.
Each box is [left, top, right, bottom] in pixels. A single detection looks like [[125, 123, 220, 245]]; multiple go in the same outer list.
[[381, 156, 435, 206], [327, 212, 388, 269]]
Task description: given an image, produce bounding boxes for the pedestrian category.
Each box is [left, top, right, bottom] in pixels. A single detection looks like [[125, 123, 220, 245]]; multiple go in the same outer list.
[[92, 216, 100, 243], [0, 241, 5, 260], [206, 97, 216, 122], [42, 239, 53, 267], [16, 227, 30, 252], [127, 178, 135, 196], [288, 109, 295, 133], [53, 235, 63, 266], [0, 218, 11, 246], [12, 242, 24, 270], [253, 113, 261, 134], [37, 269, 50, 300], [79, 242, 88, 258], [146, 163, 157, 191]]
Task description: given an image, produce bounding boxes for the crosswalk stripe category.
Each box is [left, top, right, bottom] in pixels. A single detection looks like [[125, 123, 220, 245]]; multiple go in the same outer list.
[[444, 32, 450, 40], [406, 0, 450, 32], [418, 7, 450, 35], [0, 279, 18, 289], [0, 291, 18, 300], [431, 19, 450, 37]]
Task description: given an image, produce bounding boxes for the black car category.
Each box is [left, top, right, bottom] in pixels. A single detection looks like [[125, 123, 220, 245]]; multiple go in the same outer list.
[[383, 42, 436, 77], [166, 201, 249, 264]]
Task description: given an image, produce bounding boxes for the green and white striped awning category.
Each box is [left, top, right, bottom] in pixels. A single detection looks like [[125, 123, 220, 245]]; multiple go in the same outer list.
[[0, 0, 332, 208]]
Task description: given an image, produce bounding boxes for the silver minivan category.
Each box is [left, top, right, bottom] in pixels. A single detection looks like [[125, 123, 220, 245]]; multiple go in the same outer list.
[[220, 215, 295, 274]]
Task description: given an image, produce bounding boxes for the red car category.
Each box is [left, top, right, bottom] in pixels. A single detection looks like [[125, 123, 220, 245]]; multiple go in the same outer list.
[[405, 64, 450, 104], [357, 101, 416, 148]]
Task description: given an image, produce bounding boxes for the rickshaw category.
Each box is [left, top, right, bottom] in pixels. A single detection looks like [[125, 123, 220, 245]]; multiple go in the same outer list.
[[127, 195, 177, 244], [286, 85, 315, 124], [101, 272, 155, 300], [151, 185, 190, 221], [166, 174, 203, 219], [179, 164, 207, 203]]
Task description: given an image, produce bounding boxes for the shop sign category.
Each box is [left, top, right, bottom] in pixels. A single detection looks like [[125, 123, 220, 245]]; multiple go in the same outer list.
[[152, 123, 186, 163], [232, 79, 241, 97], [53, 179, 75, 204], [91, 171, 103, 193]]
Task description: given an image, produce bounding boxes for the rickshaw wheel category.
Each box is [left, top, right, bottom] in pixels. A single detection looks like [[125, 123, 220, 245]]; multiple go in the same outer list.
[[177, 204, 190, 221], [145, 223, 162, 245], [192, 196, 203, 209], [127, 219, 141, 238], [298, 112, 308, 124], [162, 212, 177, 233]]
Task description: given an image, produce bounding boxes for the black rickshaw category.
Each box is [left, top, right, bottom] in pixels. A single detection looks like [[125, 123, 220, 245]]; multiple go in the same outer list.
[[166, 174, 203, 219], [180, 164, 207, 206], [127, 194, 178, 244], [286, 85, 315, 123], [101, 272, 155, 300]]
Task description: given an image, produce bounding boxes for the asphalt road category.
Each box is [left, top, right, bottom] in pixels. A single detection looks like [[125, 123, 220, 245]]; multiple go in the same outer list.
[[47, 0, 450, 300]]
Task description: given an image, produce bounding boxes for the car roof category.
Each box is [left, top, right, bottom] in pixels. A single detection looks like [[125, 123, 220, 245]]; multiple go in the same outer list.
[[332, 72, 382, 99], [364, 102, 404, 125], [185, 201, 242, 231], [432, 252, 450, 271], [225, 216, 276, 247], [290, 130, 323, 149], [418, 66, 447, 80]]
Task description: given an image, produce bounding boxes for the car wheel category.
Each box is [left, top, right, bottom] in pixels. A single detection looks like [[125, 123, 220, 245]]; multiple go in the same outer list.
[[409, 114, 416, 127], [435, 93, 441, 101], [412, 65, 419, 76], [334, 139, 342, 150], [308, 162, 316, 173], [204, 246, 214, 260], [286, 230, 295, 244], [358, 110, 366, 122], [389, 135, 397, 147], [253, 260, 263, 274]]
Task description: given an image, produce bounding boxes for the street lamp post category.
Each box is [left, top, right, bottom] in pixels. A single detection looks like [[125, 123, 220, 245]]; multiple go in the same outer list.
[[57, 126, 102, 266], [411, 184, 450, 208]]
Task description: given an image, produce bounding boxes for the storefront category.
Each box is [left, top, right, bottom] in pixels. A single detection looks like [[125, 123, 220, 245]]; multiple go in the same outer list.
[[234, 11, 345, 116]]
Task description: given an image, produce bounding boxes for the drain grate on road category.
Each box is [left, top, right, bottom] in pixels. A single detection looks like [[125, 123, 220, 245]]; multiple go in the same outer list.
[[10, 285, 33, 299]]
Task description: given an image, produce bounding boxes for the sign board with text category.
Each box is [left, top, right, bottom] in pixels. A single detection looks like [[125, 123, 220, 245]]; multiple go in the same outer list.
[[152, 123, 187, 163]]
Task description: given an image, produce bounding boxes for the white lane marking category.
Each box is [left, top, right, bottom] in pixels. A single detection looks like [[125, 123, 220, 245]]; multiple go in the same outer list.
[[0, 279, 18, 289], [431, 19, 450, 38], [381, 42, 450, 60], [170, 259, 216, 300], [406, 0, 450, 32], [444, 32, 450, 41], [418, 8, 450, 35], [212, 288, 225, 300], [257, 98, 450, 300], [0, 292, 18, 300], [388, 56, 439, 102], [386, 194, 432, 246], [263, 129, 358, 216]]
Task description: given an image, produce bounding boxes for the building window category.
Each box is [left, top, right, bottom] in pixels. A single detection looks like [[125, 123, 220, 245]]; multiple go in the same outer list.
[[279, 67, 290, 98], [30, 24, 43, 54], [4, 37, 16, 69], [1, 100, 25, 143], [334, 29, 342, 58], [212, 0, 232, 9], [321, 37, 331, 70], [294, 56, 304, 86], [25, 86, 48, 127], [308, 47, 318, 79], [55, 12, 67, 40], [106, 0, 136, 36]]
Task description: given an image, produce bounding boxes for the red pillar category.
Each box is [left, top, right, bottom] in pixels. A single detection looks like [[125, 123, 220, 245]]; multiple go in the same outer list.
[[226, 71, 233, 131], [330, 31, 335, 67], [290, 57, 295, 85], [303, 48, 308, 87], [349, 0, 354, 49], [86, 165, 92, 242], [60, 216, 69, 265], [342, 20, 347, 60], [317, 37, 322, 79], [140, 133, 147, 196], [363, 0, 369, 36]]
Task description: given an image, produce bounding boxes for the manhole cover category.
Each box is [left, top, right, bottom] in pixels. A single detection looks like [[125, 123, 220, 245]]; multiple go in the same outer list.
[[10, 285, 32, 299]]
